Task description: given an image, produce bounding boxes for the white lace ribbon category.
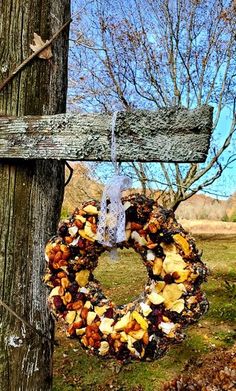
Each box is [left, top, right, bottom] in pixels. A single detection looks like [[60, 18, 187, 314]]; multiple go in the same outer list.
[[97, 112, 132, 247], [96, 174, 131, 246]]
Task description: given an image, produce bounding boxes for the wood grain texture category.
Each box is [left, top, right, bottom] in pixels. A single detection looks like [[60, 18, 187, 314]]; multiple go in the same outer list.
[[0, 0, 70, 390], [0, 105, 213, 162]]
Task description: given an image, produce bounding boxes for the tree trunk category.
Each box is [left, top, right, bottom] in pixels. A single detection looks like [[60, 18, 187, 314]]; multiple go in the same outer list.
[[0, 1, 70, 390]]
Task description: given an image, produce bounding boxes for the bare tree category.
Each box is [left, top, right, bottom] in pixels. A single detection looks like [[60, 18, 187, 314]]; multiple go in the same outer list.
[[68, 0, 236, 210]]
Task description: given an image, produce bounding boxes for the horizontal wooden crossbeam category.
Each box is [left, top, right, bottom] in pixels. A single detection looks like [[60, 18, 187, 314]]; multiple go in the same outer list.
[[0, 105, 213, 162]]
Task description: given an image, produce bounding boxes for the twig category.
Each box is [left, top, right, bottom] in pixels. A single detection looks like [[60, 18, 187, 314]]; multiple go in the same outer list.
[[0, 17, 72, 93], [0, 298, 57, 345], [64, 161, 74, 186]]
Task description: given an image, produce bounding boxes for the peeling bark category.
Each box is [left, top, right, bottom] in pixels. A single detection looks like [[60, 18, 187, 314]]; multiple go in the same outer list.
[[0, 1, 70, 390]]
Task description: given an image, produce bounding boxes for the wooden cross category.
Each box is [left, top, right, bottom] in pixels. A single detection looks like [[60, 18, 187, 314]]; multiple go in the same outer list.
[[0, 1, 213, 390]]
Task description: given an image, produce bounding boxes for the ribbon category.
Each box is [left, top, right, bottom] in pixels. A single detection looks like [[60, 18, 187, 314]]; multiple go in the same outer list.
[[97, 112, 132, 248]]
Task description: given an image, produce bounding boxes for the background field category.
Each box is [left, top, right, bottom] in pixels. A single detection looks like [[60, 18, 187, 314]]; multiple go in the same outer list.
[[52, 234, 236, 391]]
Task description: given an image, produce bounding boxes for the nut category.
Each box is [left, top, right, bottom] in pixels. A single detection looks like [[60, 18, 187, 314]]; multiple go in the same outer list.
[[54, 251, 63, 263], [58, 259, 68, 267], [114, 339, 122, 352], [73, 320, 84, 329], [61, 277, 70, 289], [52, 244, 61, 252], [81, 335, 88, 346], [111, 332, 120, 340], [64, 236, 73, 244], [48, 251, 55, 261], [124, 320, 136, 333], [91, 224, 97, 234], [133, 322, 141, 331], [60, 244, 68, 253], [143, 331, 149, 345], [64, 292, 72, 303], [86, 326, 92, 338], [81, 307, 89, 319], [88, 337, 95, 347], [75, 220, 84, 229], [62, 250, 70, 260], [148, 223, 158, 233], [130, 222, 143, 231], [87, 216, 95, 224], [49, 286, 64, 297], [83, 205, 98, 215], [94, 340, 101, 349], [71, 300, 83, 310], [92, 332, 101, 341]]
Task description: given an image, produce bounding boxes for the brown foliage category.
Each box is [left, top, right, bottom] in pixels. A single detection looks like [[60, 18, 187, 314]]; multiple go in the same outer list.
[[163, 345, 236, 390], [62, 163, 103, 214]]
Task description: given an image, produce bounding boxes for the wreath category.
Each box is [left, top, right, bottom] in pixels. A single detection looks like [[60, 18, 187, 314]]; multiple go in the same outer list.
[[44, 194, 208, 361]]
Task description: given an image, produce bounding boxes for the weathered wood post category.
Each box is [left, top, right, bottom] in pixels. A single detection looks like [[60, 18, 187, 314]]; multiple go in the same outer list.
[[0, 1, 70, 390]]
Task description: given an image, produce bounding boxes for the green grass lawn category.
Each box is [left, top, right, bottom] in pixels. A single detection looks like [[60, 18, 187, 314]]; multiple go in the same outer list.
[[53, 236, 236, 391]]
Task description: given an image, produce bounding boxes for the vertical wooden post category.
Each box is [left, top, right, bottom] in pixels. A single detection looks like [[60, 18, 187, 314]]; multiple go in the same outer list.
[[0, 1, 70, 389]]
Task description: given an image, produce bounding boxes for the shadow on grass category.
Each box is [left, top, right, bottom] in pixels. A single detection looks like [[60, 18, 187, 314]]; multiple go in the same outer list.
[[214, 269, 236, 280], [203, 279, 236, 322]]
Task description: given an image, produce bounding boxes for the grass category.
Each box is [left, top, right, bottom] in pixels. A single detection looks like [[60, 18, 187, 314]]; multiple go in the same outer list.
[[53, 237, 236, 391]]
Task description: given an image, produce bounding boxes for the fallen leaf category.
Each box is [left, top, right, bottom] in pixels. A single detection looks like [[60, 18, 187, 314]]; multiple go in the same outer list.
[[30, 33, 52, 59]]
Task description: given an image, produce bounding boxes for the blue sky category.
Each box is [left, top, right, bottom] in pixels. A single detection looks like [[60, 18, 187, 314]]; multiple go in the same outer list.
[[68, 1, 236, 199], [66, 101, 236, 199], [209, 107, 236, 197]]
